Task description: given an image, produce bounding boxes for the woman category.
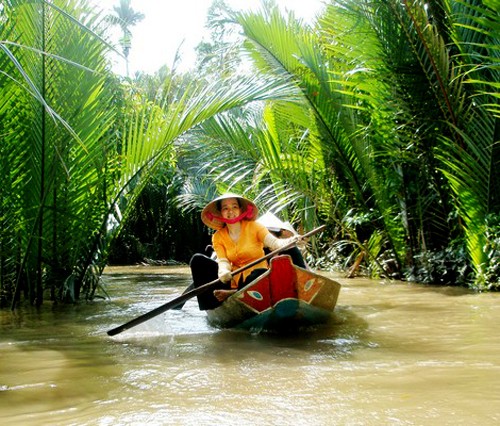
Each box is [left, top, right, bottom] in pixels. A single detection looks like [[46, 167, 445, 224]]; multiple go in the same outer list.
[[189, 193, 300, 310]]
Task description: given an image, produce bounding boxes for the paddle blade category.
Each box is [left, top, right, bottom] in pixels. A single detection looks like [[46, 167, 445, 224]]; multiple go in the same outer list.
[[106, 281, 219, 336]]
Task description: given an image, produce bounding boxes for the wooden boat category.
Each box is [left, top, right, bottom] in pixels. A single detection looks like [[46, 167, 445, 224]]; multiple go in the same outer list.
[[206, 254, 341, 332]]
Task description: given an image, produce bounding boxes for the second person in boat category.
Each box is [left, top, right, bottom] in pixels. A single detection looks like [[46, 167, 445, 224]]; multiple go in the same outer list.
[[190, 193, 305, 310]]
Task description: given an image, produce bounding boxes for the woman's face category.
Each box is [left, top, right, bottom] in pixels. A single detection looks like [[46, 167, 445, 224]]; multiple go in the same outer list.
[[220, 198, 241, 219]]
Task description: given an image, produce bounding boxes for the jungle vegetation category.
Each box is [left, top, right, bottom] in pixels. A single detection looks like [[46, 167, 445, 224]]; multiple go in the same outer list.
[[0, 0, 498, 308]]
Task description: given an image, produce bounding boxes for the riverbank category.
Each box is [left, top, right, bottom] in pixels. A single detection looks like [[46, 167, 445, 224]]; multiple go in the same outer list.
[[104, 263, 191, 275]]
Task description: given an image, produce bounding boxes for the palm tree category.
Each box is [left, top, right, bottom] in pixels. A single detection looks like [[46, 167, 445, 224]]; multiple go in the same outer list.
[[1, 0, 119, 305], [107, 0, 144, 77]]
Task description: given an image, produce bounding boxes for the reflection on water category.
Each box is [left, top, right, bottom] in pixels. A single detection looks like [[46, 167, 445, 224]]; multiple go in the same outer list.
[[1, 265, 499, 425]]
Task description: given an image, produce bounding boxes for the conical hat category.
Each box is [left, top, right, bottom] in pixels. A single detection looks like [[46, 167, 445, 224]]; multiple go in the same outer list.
[[257, 212, 297, 235], [201, 193, 259, 230]]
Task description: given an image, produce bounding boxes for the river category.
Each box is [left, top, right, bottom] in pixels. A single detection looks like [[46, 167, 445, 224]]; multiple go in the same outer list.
[[1, 265, 499, 425]]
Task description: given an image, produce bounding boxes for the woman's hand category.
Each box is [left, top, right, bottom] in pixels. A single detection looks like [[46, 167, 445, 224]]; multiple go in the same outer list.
[[218, 270, 232, 283], [217, 258, 232, 283]]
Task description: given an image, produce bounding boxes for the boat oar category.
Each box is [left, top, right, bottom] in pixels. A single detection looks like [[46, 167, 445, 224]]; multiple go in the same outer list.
[[170, 283, 195, 310], [106, 224, 326, 336]]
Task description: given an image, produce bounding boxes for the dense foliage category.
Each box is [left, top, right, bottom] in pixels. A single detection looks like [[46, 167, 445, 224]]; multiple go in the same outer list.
[[0, 0, 298, 307], [176, 0, 499, 290], [1, 0, 121, 306]]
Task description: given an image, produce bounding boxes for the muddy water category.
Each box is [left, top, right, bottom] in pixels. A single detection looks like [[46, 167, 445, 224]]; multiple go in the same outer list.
[[1, 265, 499, 425]]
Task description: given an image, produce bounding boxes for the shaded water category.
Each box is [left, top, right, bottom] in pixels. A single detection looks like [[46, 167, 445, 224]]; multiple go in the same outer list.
[[1, 265, 499, 425]]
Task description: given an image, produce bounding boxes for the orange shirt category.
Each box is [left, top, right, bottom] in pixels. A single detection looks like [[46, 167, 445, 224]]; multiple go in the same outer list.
[[212, 220, 269, 288]]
